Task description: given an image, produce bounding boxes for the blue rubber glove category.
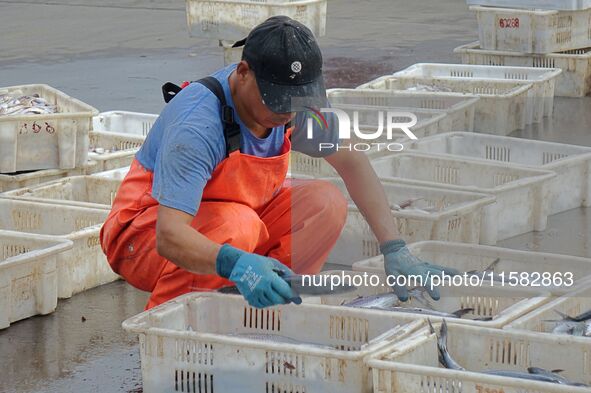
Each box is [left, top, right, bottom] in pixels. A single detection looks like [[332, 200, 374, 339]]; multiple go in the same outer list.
[[381, 239, 460, 302], [216, 244, 302, 308]]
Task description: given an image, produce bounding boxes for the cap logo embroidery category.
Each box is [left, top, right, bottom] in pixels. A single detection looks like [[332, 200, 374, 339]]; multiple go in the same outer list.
[[290, 61, 302, 73]]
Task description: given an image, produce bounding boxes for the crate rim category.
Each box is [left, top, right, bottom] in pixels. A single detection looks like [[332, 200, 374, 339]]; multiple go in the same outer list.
[[122, 291, 426, 360], [0, 83, 98, 121]]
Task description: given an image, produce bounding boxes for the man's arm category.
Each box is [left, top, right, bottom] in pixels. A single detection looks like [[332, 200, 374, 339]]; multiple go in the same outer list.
[[324, 149, 460, 301], [156, 205, 220, 275], [324, 149, 399, 244]]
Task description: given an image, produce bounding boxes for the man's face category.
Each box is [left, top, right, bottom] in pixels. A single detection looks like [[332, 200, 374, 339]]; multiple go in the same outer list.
[[237, 62, 295, 128]]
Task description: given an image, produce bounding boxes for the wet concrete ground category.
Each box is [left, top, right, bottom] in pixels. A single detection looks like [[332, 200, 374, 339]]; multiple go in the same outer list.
[[0, 0, 590, 392]]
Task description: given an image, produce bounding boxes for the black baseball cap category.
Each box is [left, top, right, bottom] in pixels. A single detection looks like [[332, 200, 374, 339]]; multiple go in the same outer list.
[[232, 16, 326, 114]]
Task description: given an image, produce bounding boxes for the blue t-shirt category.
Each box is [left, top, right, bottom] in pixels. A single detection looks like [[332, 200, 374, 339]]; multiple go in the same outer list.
[[136, 64, 337, 216]]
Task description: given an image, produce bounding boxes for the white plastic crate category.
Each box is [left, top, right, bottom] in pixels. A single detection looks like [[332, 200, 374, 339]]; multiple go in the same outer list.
[[355, 75, 533, 134], [367, 322, 591, 393], [472, 5, 591, 54], [386, 63, 561, 124], [91, 166, 131, 181], [186, 0, 327, 40], [506, 283, 591, 345], [3, 175, 122, 210], [0, 84, 97, 173], [86, 131, 144, 174], [314, 271, 549, 329], [324, 178, 495, 265], [0, 231, 72, 329], [328, 88, 479, 131], [352, 241, 591, 294], [455, 41, 591, 97], [220, 40, 243, 65], [123, 292, 425, 393], [405, 132, 591, 214], [0, 165, 88, 193], [371, 152, 556, 243], [92, 111, 157, 137], [0, 199, 116, 299], [467, 0, 591, 11]]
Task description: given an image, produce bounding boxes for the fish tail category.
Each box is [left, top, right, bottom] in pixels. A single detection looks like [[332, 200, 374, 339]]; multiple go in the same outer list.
[[452, 308, 474, 318], [427, 318, 436, 335], [555, 310, 576, 321], [484, 258, 501, 273]]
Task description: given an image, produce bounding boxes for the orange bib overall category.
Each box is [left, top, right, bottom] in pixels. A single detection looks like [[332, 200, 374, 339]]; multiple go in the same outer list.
[[100, 133, 347, 308]]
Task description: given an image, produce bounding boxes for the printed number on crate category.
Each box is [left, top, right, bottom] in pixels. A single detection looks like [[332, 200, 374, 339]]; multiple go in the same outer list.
[[499, 18, 519, 28]]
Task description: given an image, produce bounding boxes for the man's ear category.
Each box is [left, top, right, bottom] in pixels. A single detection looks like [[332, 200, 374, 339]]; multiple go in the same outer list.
[[235, 60, 251, 81]]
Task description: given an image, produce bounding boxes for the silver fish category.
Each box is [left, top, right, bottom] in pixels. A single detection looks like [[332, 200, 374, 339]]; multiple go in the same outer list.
[[527, 367, 588, 386], [227, 333, 335, 350], [546, 311, 591, 336], [429, 319, 465, 370], [407, 287, 434, 309], [0, 93, 57, 117], [345, 295, 474, 318], [483, 370, 562, 383], [342, 292, 400, 308], [560, 309, 591, 323], [381, 307, 473, 319]]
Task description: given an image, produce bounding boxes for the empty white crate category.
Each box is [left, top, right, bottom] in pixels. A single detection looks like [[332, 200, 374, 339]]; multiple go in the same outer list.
[[455, 41, 591, 97], [325, 178, 495, 265], [472, 5, 591, 54], [352, 241, 591, 294], [367, 322, 591, 393], [186, 0, 327, 40], [86, 131, 144, 174], [3, 175, 122, 210], [315, 271, 549, 329], [91, 166, 131, 180], [0, 231, 73, 329], [506, 283, 591, 345], [405, 132, 591, 214], [467, 0, 591, 11], [92, 111, 157, 137], [356, 75, 533, 134], [0, 84, 97, 173], [384, 63, 561, 123], [371, 152, 557, 243], [0, 199, 115, 299], [0, 165, 87, 193], [122, 292, 424, 393], [328, 88, 479, 131]]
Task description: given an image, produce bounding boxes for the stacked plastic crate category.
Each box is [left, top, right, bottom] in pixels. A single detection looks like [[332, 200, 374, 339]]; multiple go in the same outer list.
[[0, 84, 119, 328], [455, 0, 591, 97], [185, 0, 328, 65], [0, 84, 98, 192]]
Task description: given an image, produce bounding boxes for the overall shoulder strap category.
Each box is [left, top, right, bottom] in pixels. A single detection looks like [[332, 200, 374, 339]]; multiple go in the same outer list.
[[161, 77, 241, 157], [195, 77, 241, 157]]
